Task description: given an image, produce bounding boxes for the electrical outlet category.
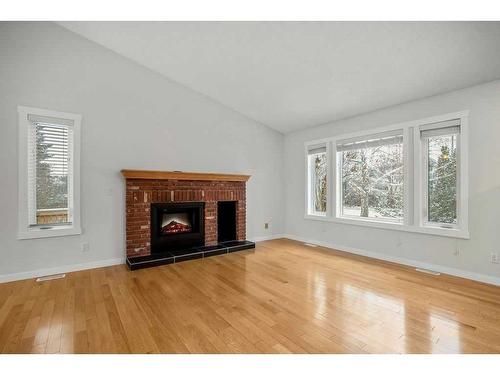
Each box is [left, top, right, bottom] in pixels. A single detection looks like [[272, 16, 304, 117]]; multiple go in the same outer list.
[[491, 252, 499, 264], [264, 223, 269, 229], [454, 246, 460, 256], [81, 242, 90, 252]]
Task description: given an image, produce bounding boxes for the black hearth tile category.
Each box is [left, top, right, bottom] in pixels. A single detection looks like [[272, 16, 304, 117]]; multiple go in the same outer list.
[[194, 244, 227, 252], [221, 241, 255, 253], [127, 253, 174, 270], [227, 246, 255, 253], [222, 240, 256, 253], [203, 248, 228, 258], [174, 252, 204, 263], [127, 250, 174, 262], [220, 240, 252, 247], [127, 242, 255, 270], [169, 248, 204, 257]]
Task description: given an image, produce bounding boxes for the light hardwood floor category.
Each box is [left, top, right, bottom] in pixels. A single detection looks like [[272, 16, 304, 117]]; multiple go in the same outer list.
[[1, 239, 500, 354]]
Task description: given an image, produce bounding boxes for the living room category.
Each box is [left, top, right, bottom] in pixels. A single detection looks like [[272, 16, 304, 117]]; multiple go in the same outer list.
[[1, 1, 500, 372]]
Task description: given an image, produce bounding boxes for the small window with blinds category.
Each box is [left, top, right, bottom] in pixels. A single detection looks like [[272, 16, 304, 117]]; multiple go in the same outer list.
[[307, 144, 328, 215], [420, 120, 461, 228], [337, 130, 404, 222], [29, 117, 73, 227], [18, 106, 81, 239]]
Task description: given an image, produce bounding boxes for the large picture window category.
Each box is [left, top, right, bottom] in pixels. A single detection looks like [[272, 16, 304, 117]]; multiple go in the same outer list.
[[305, 112, 469, 238], [337, 131, 404, 222]]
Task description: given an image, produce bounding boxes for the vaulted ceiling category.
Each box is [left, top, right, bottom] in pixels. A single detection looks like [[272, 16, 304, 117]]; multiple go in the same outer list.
[[59, 21, 500, 133]]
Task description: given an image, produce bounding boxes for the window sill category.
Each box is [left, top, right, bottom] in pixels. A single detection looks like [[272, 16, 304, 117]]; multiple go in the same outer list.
[[17, 225, 82, 240], [307, 212, 327, 219], [304, 214, 469, 239]]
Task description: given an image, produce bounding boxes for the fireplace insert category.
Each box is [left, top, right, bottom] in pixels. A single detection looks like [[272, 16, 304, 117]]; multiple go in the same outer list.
[[151, 202, 204, 253]]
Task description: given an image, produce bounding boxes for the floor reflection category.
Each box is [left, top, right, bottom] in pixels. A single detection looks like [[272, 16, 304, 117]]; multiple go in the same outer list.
[[312, 273, 327, 319], [403, 302, 463, 353], [403, 301, 432, 353], [318, 277, 467, 353], [429, 312, 461, 353], [341, 284, 406, 352]]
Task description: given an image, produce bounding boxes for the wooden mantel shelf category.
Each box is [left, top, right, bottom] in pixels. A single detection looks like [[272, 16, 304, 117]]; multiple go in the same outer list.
[[121, 169, 251, 182]]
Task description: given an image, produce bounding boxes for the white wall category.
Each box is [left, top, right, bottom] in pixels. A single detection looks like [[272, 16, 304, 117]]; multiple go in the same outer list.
[[284, 80, 500, 284], [0, 22, 284, 280]]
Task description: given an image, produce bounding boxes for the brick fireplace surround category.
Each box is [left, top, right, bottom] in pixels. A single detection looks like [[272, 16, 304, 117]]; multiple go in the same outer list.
[[122, 170, 250, 258]]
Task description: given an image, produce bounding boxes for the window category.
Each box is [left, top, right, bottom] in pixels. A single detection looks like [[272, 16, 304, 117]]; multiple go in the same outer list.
[[420, 121, 461, 229], [31, 120, 72, 226], [307, 144, 328, 215], [337, 130, 404, 222], [304, 111, 469, 238], [18, 106, 81, 239]]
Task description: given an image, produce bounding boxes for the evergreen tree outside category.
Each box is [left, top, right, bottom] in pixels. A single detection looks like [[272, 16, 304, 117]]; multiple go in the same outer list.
[[427, 135, 457, 224]]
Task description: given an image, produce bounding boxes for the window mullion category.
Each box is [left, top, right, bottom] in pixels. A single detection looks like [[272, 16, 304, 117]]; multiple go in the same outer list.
[[413, 126, 423, 227], [328, 141, 335, 218], [335, 151, 342, 218], [403, 127, 412, 226], [456, 134, 461, 228], [459, 116, 469, 235]]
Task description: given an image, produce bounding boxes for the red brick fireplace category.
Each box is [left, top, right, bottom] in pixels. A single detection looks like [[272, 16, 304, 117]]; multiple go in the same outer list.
[[122, 170, 250, 259]]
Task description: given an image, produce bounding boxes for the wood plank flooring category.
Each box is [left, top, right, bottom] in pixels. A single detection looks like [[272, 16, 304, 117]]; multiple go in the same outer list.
[[1, 238, 500, 353]]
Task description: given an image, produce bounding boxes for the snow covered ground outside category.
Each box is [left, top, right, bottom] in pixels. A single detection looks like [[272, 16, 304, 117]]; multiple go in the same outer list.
[[342, 206, 402, 221]]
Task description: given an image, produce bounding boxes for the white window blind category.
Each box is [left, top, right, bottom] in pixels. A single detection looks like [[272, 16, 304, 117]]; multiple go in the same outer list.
[[420, 119, 461, 139], [27, 115, 74, 227], [307, 145, 327, 155], [336, 130, 403, 152]]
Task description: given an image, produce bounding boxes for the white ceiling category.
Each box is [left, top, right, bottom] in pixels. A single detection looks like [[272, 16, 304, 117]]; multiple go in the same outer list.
[[58, 21, 500, 133]]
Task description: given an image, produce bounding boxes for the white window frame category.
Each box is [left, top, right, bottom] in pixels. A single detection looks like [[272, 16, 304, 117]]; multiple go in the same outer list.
[[414, 119, 467, 234], [17, 106, 82, 239], [336, 129, 405, 225], [304, 111, 469, 239]]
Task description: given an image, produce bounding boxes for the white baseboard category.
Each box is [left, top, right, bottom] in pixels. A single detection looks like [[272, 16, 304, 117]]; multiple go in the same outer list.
[[0, 235, 279, 284], [0, 257, 125, 284], [249, 234, 285, 242], [3, 235, 498, 287], [282, 234, 500, 287]]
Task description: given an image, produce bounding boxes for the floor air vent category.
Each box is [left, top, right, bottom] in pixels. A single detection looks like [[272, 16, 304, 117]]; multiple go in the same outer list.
[[415, 268, 441, 276], [36, 273, 66, 282], [304, 243, 318, 247]]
